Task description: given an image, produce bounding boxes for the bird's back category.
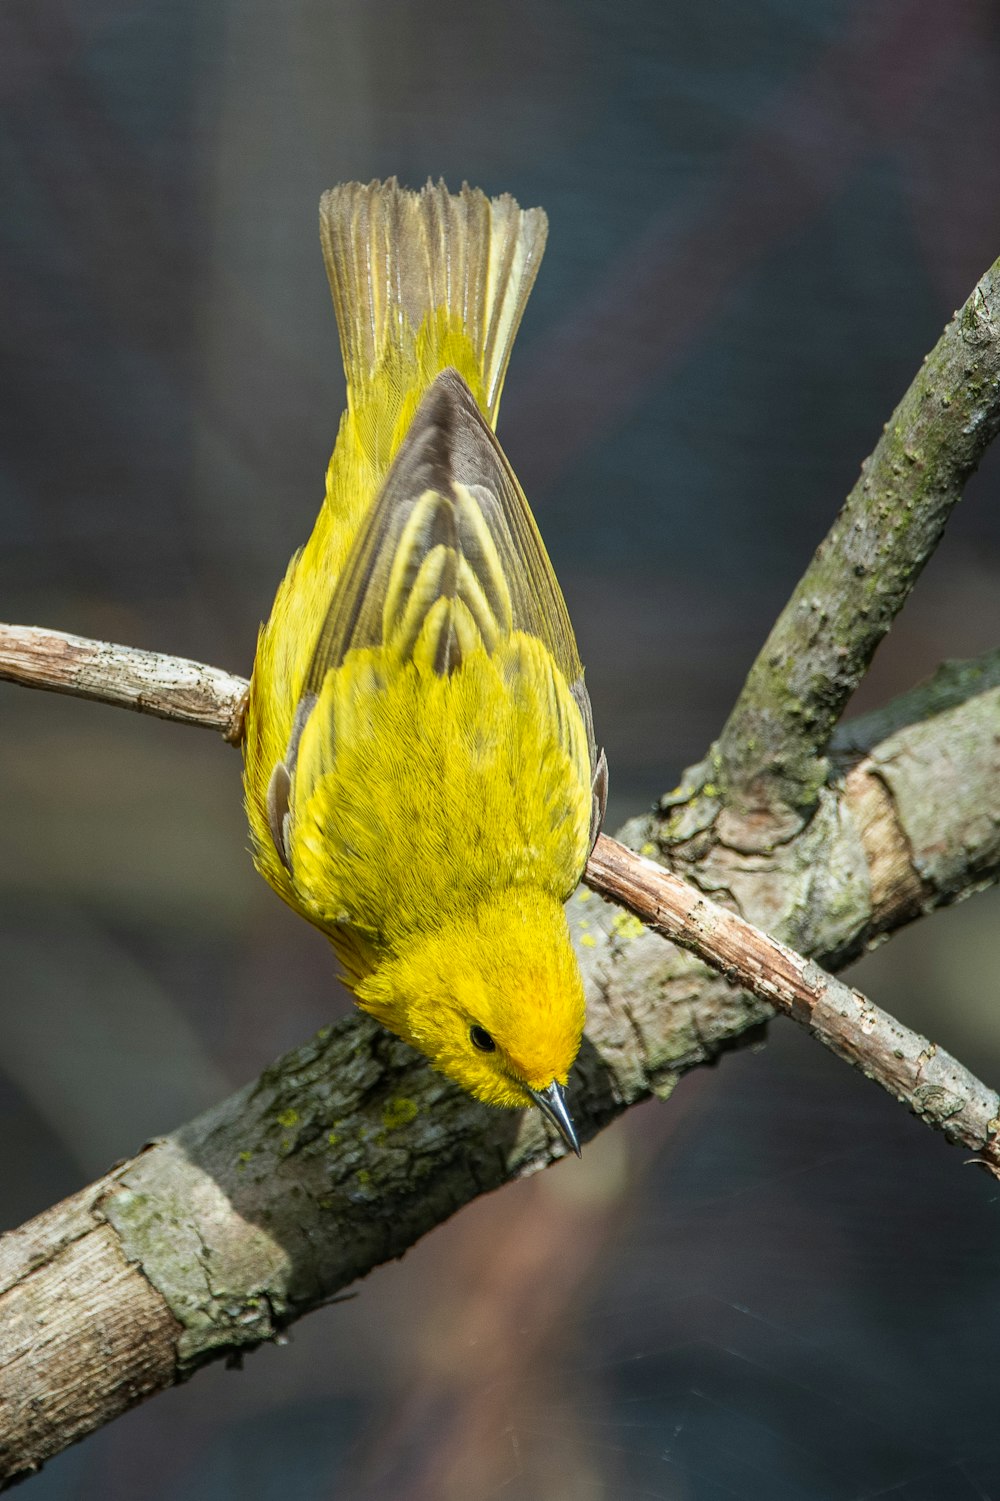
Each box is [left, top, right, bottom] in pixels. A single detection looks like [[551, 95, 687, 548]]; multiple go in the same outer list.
[[244, 179, 549, 905], [241, 180, 603, 1137]]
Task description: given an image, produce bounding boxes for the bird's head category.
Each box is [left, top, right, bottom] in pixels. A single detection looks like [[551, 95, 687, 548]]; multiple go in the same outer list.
[[355, 887, 586, 1153]]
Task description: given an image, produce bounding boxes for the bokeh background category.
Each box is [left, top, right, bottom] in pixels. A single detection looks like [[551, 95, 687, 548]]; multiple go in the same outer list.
[[3, 1, 1000, 1497]]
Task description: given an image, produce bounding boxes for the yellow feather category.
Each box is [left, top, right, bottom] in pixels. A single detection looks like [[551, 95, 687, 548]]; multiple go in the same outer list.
[[243, 179, 603, 1146]]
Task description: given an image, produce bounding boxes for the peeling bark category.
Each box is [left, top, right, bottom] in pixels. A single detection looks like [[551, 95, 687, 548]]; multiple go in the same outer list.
[[0, 1176, 181, 1481]]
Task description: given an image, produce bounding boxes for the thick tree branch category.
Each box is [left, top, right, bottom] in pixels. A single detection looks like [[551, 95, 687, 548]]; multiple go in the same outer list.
[[2, 647, 1000, 1484], [831, 647, 1000, 755], [4, 249, 1000, 1483], [711, 254, 1000, 826]]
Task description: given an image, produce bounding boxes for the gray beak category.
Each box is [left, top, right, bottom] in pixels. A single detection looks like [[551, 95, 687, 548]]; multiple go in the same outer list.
[[527, 1081, 581, 1157]]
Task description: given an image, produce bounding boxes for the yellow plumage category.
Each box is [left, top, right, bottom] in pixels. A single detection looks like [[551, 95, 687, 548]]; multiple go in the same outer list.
[[243, 179, 605, 1150]]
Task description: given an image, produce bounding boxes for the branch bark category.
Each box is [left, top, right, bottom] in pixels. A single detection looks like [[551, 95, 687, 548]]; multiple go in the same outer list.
[[3, 249, 1000, 1485], [0, 624, 248, 741], [711, 254, 1000, 827], [587, 834, 1000, 1165], [2, 645, 1000, 1485]]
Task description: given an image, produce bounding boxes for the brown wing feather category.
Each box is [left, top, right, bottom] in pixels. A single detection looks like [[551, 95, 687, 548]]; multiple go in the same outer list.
[[303, 369, 586, 707]]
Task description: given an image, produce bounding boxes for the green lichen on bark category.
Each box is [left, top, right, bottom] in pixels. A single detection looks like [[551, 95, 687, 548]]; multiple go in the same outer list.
[[102, 1015, 628, 1374]]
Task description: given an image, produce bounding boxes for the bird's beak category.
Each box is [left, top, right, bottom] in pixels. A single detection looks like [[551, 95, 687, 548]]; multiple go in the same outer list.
[[527, 1081, 581, 1157]]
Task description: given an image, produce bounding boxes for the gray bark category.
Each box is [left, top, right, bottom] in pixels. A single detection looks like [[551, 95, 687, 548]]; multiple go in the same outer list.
[[3, 255, 1000, 1486], [2, 655, 999, 1485]]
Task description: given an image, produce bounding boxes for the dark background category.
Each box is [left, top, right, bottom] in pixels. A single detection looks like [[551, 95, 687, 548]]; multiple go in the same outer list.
[[3, 2, 1000, 1497]]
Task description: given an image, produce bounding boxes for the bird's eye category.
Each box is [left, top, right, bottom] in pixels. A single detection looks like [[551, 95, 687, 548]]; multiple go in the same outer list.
[[469, 1025, 496, 1053]]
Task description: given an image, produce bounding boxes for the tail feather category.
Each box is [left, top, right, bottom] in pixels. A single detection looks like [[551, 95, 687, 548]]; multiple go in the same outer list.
[[319, 178, 547, 426]]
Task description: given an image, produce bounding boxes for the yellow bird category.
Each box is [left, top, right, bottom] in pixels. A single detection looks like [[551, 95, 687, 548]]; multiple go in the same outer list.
[[243, 179, 606, 1153]]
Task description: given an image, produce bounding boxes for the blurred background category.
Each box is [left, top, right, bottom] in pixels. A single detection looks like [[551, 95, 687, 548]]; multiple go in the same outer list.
[[3, 1, 1000, 1497]]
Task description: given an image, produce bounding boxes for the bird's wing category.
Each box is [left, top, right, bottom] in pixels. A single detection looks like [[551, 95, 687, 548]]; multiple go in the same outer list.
[[265, 369, 604, 875], [303, 367, 585, 693]]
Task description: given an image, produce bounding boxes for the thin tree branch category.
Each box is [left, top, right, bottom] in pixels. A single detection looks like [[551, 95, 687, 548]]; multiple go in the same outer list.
[[2, 640, 1000, 1484], [0, 623, 248, 741], [712, 254, 1000, 824], [588, 834, 1000, 1165]]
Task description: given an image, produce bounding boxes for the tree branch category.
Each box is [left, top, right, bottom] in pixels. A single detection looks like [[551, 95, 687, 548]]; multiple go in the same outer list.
[[0, 624, 248, 741], [711, 254, 1000, 826], [587, 834, 1000, 1165], [831, 647, 1000, 755], [1, 621, 999, 1133], [2, 641, 1000, 1484], [4, 248, 1000, 1483]]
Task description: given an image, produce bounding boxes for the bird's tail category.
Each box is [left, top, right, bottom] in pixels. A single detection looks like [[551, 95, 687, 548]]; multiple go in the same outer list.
[[319, 178, 547, 430]]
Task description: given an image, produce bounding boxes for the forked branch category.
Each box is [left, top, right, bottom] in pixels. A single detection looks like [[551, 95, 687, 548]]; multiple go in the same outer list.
[[4, 248, 1000, 1486]]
